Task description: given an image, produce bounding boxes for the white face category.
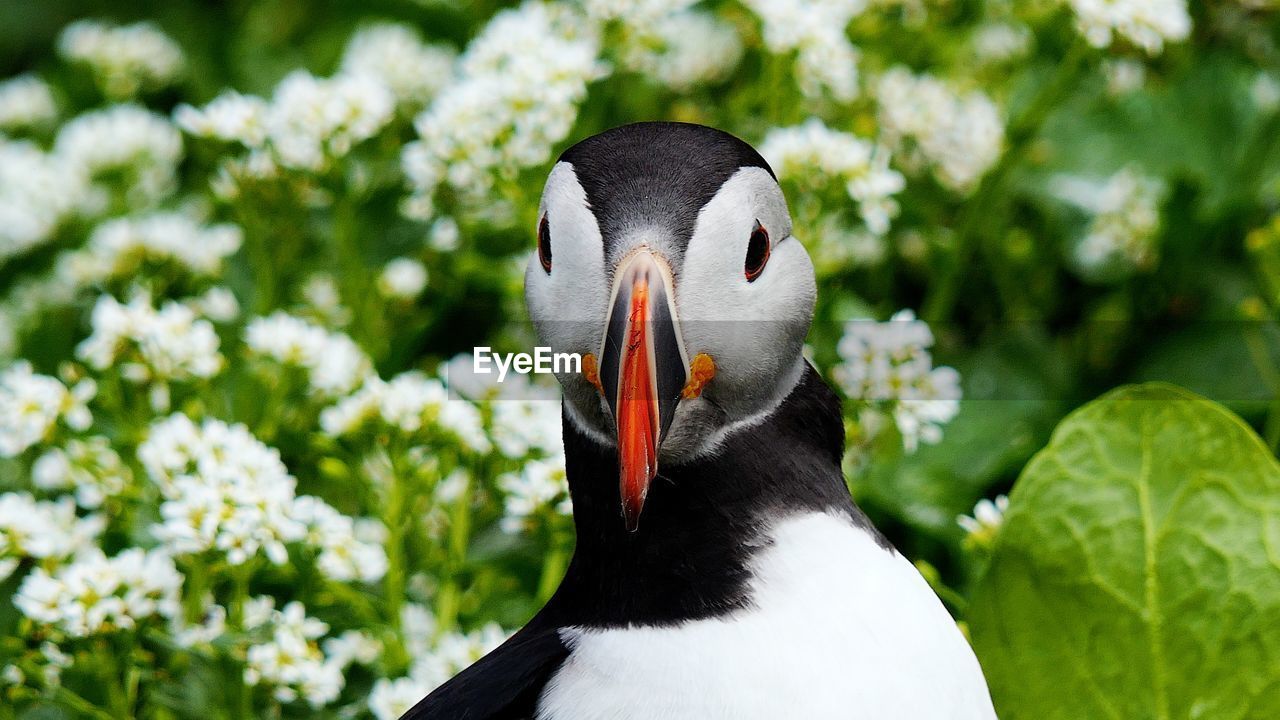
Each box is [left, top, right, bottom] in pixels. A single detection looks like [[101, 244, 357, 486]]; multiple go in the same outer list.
[[525, 162, 817, 459]]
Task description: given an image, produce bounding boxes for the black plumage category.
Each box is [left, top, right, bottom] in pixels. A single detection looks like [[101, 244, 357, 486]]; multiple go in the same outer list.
[[402, 364, 882, 719], [558, 121, 775, 270]]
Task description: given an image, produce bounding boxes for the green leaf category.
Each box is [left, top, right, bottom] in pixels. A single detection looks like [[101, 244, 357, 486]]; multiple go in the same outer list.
[[969, 383, 1280, 720]]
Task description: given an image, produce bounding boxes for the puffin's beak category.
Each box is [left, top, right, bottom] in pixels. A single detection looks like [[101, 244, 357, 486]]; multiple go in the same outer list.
[[599, 250, 688, 532]]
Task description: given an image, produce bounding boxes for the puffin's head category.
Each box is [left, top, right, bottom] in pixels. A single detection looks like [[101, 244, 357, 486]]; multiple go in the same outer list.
[[525, 122, 817, 530]]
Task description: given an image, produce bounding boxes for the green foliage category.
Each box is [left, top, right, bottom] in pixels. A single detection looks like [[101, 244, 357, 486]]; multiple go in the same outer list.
[[1, 0, 1280, 717], [970, 384, 1280, 720]]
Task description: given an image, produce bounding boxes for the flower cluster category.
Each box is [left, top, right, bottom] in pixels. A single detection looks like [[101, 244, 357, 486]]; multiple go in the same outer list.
[[243, 600, 348, 707], [0, 362, 93, 457], [33, 436, 133, 509], [321, 372, 490, 453], [340, 23, 455, 109], [56, 104, 183, 204], [761, 119, 905, 235], [292, 496, 389, 583], [1052, 166, 1164, 277], [498, 455, 572, 533], [1066, 0, 1191, 55], [614, 9, 743, 91], [368, 604, 508, 720], [77, 294, 223, 386], [244, 312, 372, 396], [14, 548, 182, 637], [0, 138, 88, 262], [743, 0, 867, 102], [876, 68, 1004, 193], [834, 310, 962, 452], [176, 70, 395, 175], [74, 212, 243, 279], [140, 414, 385, 578], [141, 414, 306, 564], [57, 20, 184, 98], [0, 494, 104, 582], [0, 75, 57, 130], [402, 1, 606, 214]]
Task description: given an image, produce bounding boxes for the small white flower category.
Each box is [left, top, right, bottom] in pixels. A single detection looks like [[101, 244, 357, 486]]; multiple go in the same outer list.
[[141, 415, 305, 566], [761, 119, 904, 235], [245, 313, 372, 396], [32, 436, 131, 509], [292, 495, 389, 583], [1103, 59, 1147, 96], [170, 600, 228, 647], [0, 75, 58, 130], [77, 294, 223, 382], [187, 287, 241, 323], [1251, 72, 1280, 113], [370, 676, 435, 720], [0, 361, 94, 457], [742, 0, 867, 101], [619, 11, 743, 91], [14, 547, 182, 637], [75, 213, 243, 280], [1066, 0, 1191, 55], [490, 400, 564, 458], [498, 454, 572, 533], [323, 629, 382, 668], [382, 619, 510, 706], [378, 257, 429, 299], [876, 68, 1004, 194], [958, 495, 1009, 545], [57, 20, 184, 98], [243, 600, 346, 707], [321, 372, 491, 452], [833, 310, 961, 452], [403, 1, 606, 209], [429, 216, 461, 252], [55, 104, 183, 204], [0, 493, 105, 580], [0, 138, 90, 261], [969, 23, 1032, 65], [174, 91, 269, 146], [1052, 166, 1164, 277], [341, 23, 455, 108]]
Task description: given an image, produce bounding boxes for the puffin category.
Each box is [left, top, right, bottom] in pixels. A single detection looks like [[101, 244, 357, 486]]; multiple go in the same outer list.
[[405, 122, 997, 720]]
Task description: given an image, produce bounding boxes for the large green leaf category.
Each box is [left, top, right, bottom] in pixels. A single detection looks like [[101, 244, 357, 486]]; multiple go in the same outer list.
[[969, 384, 1280, 720]]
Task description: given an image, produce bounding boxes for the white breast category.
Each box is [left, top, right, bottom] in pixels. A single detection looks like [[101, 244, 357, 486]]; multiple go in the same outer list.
[[536, 512, 997, 720]]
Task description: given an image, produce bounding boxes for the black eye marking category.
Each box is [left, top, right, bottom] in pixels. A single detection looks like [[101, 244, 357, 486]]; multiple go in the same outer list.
[[745, 220, 770, 282], [538, 214, 552, 273]]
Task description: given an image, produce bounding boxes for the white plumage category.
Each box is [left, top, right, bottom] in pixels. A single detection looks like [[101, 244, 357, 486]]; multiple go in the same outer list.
[[537, 512, 997, 720]]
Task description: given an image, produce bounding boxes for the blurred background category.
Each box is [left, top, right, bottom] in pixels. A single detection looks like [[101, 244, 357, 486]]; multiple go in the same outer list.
[[1, 1, 1279, 719]]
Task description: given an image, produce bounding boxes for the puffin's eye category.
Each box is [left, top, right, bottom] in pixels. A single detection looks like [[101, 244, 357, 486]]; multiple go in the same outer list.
[[537, 214, 552, 273], [744, 220, 770, 282]]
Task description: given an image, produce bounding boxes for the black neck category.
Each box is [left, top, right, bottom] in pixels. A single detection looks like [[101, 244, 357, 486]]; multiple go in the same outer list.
[[542, 363, 878, 628]]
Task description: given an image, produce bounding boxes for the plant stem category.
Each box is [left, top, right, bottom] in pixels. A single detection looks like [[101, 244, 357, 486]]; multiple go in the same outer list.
[[53, 686, 118, 720], [98, 637, 129, 718], [436, 485, 472, 638], [383, 450, 411, 673]]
